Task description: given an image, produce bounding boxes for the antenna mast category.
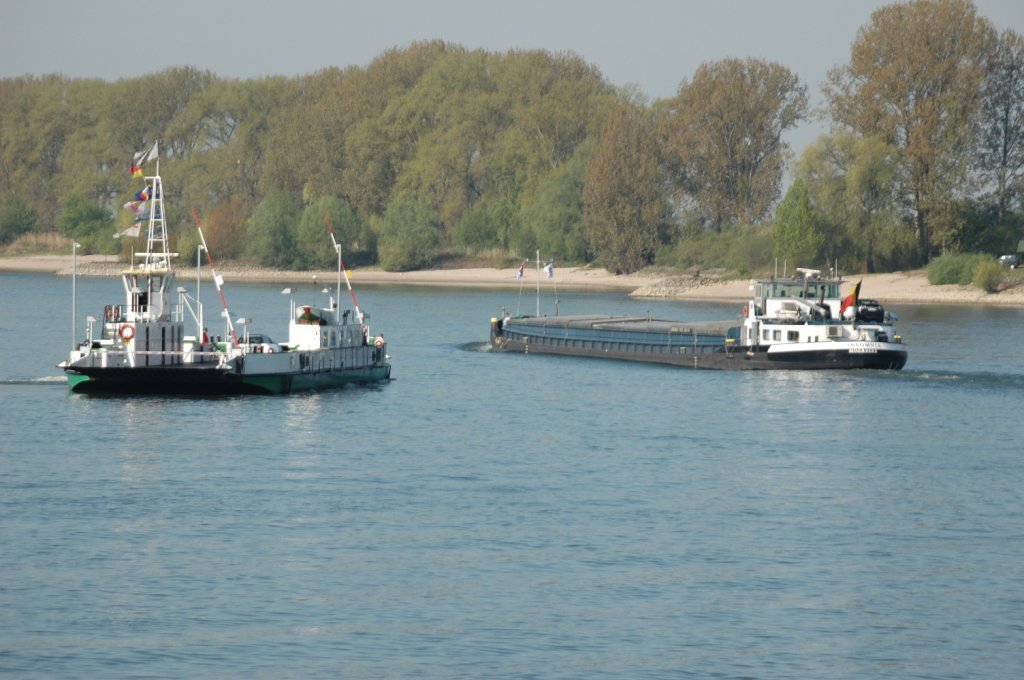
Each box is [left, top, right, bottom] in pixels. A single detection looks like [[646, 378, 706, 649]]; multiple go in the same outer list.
[[323, 214, 361, 322], [191, 208, 238, 346]]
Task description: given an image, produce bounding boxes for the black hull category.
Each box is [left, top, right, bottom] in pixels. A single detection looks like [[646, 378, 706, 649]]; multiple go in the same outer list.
[[491, 337, 907, 371], [66, 363, 392, 396]]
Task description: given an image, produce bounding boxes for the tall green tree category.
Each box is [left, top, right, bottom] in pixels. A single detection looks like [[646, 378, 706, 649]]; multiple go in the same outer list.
[[978, 28, 1024, 219], [245, 190, 302, 268], [517, 146, 591, 262], [499, 50, 614, 171], [339, 42, 458, 220], [0, 75, 75, 226], [54, 78, 119, 209], [773, 180, 824, 267], [583, 103, 665, 274], [0, 193, 36, 245], [57, 194, 114, 253], [176, 76, 291, 221], [660, 58, 807, 230], [824, 0, 996, 263], [390, 52, 499, 233], [377, 198, 443, 271], [843, 136, 909, 270], [796, 132, 911, 271], [296, 196, 363, 269], [155, 67, 216, 162]]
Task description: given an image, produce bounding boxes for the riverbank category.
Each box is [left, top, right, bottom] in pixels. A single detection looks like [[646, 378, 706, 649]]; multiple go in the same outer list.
[[3, 254, 1023, 306]]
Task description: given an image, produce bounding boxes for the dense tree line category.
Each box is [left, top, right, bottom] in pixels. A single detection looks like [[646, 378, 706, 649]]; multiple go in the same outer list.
[[1, 1, 1021, 275], [813, 0, 1022, 270]]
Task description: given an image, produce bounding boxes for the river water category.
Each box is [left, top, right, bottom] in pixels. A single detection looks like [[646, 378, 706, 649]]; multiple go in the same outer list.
[[1, 271, 1022, 678]]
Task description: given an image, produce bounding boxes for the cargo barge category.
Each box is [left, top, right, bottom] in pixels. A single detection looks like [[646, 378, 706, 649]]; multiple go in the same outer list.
[[489, 269, 907, 371]]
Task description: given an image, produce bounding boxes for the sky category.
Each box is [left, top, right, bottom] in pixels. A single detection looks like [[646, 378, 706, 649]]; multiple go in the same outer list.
[[3, 0, 1022, 154]]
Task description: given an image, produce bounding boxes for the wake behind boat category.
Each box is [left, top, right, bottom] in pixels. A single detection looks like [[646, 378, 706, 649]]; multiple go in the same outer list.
[[60, 147, 391, 395], [490, 267, 907, 370]]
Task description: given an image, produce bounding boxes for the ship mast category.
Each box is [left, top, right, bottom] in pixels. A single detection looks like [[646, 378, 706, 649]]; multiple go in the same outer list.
[[124, 151, 174, 325], [192, 208, 239, 346], [140, 161, 170, 271], [323, 213, 362, 322]]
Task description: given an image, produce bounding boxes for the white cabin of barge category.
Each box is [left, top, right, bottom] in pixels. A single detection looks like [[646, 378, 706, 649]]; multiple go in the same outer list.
[[741, 269, 898, 349]]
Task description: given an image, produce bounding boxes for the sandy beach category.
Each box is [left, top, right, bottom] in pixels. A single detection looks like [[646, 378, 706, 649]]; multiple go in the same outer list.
[[3, 254, 1023, 306]]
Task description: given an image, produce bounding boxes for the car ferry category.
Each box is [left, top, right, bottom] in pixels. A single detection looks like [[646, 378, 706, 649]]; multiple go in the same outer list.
[[489, 268, 906, 370], [60, 149, 390, 395]]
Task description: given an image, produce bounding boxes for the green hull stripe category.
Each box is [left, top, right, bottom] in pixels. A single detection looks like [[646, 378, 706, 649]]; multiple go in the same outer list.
[[66, 374, 91, 390], [240, 366, 392, 394]]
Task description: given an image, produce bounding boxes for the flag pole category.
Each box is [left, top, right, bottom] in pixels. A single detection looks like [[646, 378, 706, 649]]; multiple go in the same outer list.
[[192, 207, 238, 346], [551, 261, 559, 316], [535, 249, 541, 317], [515, 259, 527, 316], [323, 213, 361, 322], [71, 241, 79, 350]]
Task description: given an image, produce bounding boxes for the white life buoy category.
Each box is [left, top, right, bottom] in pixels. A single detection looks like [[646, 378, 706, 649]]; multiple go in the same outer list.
[[120, 324, 135, 342], [374, 337, 384, 347]]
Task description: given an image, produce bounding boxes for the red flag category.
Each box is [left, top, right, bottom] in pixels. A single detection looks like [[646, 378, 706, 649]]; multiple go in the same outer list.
[[840, 280, 861, 315], [129, 141, 158, 176]]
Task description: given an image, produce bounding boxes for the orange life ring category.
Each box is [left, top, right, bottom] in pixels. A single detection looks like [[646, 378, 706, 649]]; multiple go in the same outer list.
[[120, 324, 135, 342], [742, 305, 748, 318], [374, 337, 384, 347]]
